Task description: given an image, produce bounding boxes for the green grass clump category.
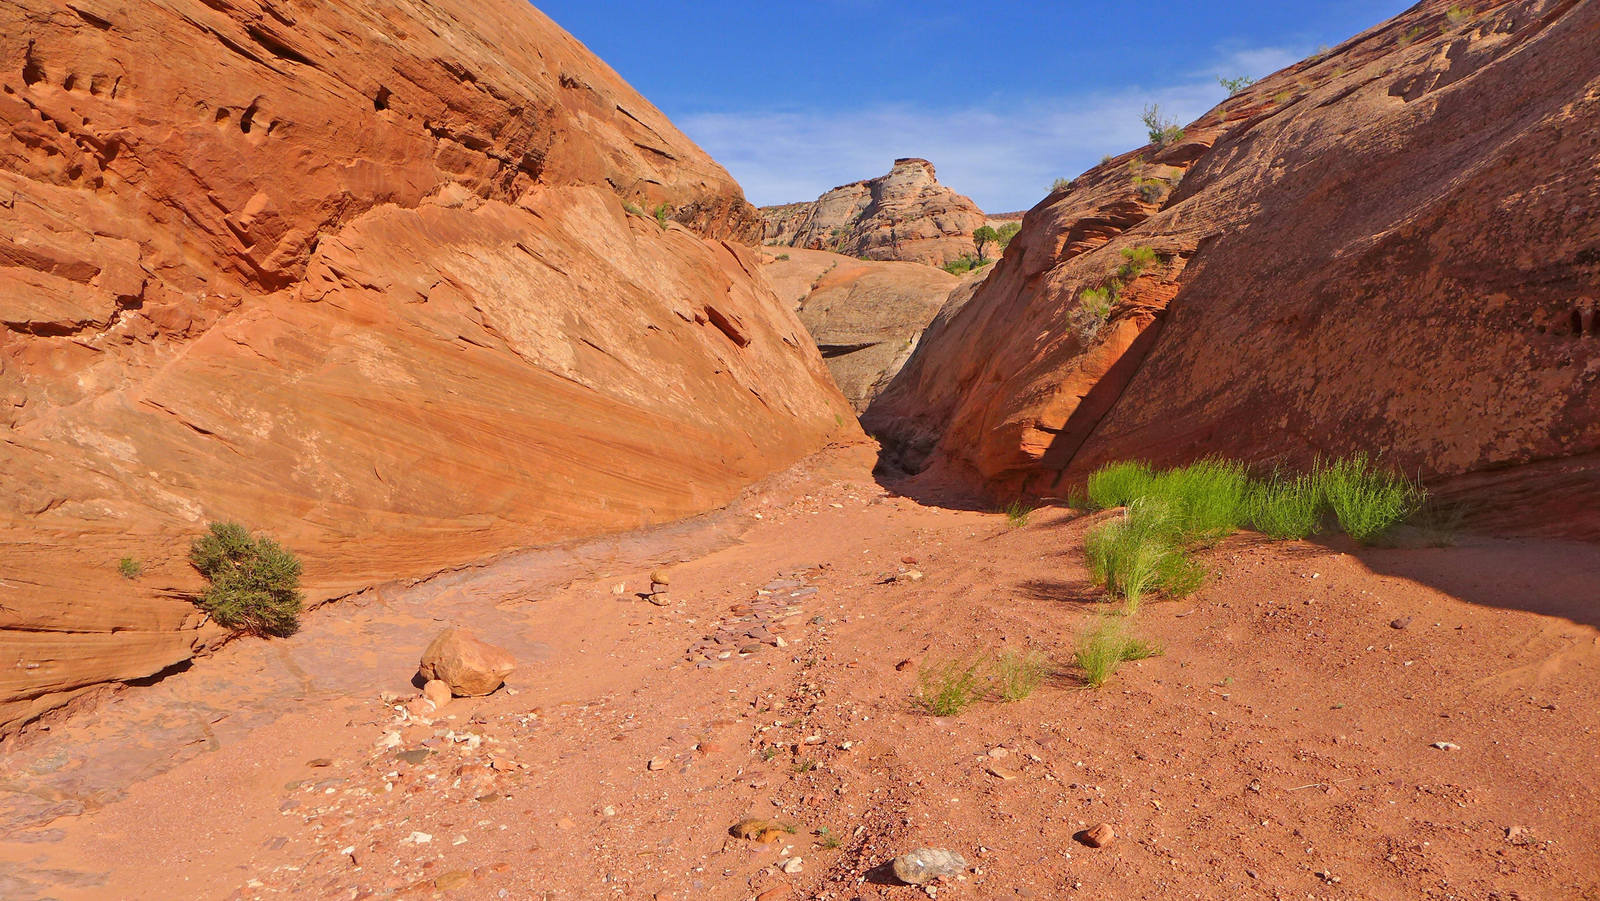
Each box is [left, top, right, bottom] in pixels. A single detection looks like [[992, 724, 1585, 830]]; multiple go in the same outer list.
[[1085, 506, 1172, 608], [941, 255, 992, 276], [1085, 460, 1155, 510], [993, 650, 1049, 702], [1317, 454, 1419, 542], [915, 657, 986, 716], [1118, 245, 1158, 279], [1246, 473, 1324, 539], [1075, 617, 1161, 688], [653, 202, 673, 229], [190, 522, 304, 637], [1150, 458, 1250, 544], [117, 556, 142, 580], [1003, 500, 1034, 528]]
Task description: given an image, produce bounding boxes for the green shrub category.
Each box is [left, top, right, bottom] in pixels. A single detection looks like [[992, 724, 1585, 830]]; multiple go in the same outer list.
[[653, 202, 673, 229], [190, 522, 304, 637], [1141, 104, 1184, 147], [1118, 245, 1159, 280], [1052, 177, 1073, 194], [1317, 455, 1419, 542], [1446, 4, 1473, 26], [117, 556, 142, 579], [1085, 510, 1172, 609], [1086, 460, 1155, 510], [1150, 458, 1251, 544], [1218, 75, 1255, 95], [1246, 473, 1325, 539], [941, 255, 991, 276], [774, 253, 790, 261], [622, 201, 644, 216], [1075, 617, 1161, 688], [996, 222, 1022, 249]]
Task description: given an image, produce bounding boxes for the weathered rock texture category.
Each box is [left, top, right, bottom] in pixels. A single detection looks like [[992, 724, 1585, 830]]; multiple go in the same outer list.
[[867, 0, 1600, 538], [0, 0, 856, 733], [762, 159, 1011, 266], [762, 247, 970, 410]]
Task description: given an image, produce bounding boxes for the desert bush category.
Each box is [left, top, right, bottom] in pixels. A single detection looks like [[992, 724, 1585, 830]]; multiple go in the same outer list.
[[1218, 75, 1255, 95], [1085, 509, 1172, 608], [996, 222, 1022, 249], [973, 225, 1000, 261], [1246, 473, 1325, 539], [1075, 617, 1161, 688], [1052, 177, 1074, 194], [1133, 176, 1165, 203], [1072, 286, 1117, 342], [1150, 458, 1251, 544], [1317, 455, 1419, 542], [1118, 245, 1159, 280], [1446, 4, 1473, 26], [117, 556, 142, 579], [622, 201, 643, 217], [190, 521, 304, 637], [942, 255, 991, 276], [653, 202, 673, 229], [1141, 104, 1185, 147], [774, 253, 790, 261]]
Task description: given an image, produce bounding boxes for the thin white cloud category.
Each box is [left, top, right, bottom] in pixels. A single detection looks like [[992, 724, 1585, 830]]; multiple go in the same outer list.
[[680, 45, 1309, 212]]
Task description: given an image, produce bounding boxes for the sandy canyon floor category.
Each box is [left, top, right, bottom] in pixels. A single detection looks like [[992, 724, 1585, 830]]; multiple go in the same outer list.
[[2, 443, 1598, 900]]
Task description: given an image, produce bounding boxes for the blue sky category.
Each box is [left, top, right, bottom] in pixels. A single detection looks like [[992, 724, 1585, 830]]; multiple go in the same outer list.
[[537, 1, 1411, 211]]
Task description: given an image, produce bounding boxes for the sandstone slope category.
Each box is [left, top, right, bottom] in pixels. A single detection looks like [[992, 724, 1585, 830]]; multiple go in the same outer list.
[[762, 158, 1012, 266], [0, 0, 857, 733], [761, 247, 975, 409], [867, 0, 1600, 536]]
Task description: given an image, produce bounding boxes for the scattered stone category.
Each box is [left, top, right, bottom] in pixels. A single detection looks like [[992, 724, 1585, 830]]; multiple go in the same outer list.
[[1076, 823, 1116, 848], [435, 870, 472, 890], [648, 592, 673, 607], [395, 749, 433, 765], [406, 831, 433, 844], [895, 659, 914, 672], [650, 569, 671, 585], [417, 628, 516, 696], [985, 765, 1017, 781], [780, 857, 803, 874], [307, 758, 332, 768], [422, 679, 452, 708], [756, 887, 791, 901], [1506, 825, 1532, 845], [732, 818, 790, 843], [1431, 741, 1461, 751], [1391, 616, 1413, 630], [648, 757, 666, 771], [892, 848, 967, 885]]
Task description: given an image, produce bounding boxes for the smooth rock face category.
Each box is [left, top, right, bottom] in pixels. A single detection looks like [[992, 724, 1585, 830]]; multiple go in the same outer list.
[[0, 0, 856, 733], [762, 248, 974, 410], [891, 847, 967, 884], [867, 1, 1600, 537], [418, 629, 515, 697], [762, 159, 1014, 266]]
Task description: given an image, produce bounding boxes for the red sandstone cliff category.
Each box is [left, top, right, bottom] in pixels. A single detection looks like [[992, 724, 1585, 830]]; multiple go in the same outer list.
[[761, 158, 1008, 267], [0, 0, 856, 732], [866, 0, 1600, 537]]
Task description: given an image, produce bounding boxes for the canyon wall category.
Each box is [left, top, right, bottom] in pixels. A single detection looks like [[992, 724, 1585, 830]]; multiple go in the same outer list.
[[866, 0, 1600, 537], [0, 0, 857, 732]]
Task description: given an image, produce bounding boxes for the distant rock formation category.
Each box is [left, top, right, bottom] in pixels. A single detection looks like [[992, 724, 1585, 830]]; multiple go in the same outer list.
[[867, 0, 1600, 539], [762, 248, 978, 410], [0, 0, 856, 733], [762, 159, 1013, 267]]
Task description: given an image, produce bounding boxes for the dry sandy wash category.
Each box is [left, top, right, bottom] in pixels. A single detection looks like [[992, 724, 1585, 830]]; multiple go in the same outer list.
[[1, 444, 1597, 900]]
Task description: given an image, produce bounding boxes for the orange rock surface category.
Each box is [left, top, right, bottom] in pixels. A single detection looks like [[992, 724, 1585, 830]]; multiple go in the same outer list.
[[867, 0, 1600, 534], [761, 158, 1009, 266], [0, 0, 855, 732]]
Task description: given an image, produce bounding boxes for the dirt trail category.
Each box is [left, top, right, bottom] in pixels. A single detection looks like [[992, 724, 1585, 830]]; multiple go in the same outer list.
[[2, 445, 1598, 900]]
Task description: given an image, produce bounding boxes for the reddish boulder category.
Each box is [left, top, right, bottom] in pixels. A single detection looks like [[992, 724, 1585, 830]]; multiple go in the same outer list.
[[418, 629, 515, 697]]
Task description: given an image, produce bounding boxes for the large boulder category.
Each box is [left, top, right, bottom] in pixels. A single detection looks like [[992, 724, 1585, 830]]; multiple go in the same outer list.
[[418, 628, 516, 697], [0, 0, 858, 734]]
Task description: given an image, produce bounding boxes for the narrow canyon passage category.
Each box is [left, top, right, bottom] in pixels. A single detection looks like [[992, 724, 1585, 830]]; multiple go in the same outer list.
[[2, 445, 1597, 900]]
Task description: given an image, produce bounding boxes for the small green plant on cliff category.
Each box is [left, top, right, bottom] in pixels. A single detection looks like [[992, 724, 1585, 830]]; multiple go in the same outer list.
[[1118, 245, 1159, 280], [1398, 24, 1425, 47], [653, 202, 673, 229], [774, 253, 790, 261], [1218, 75, 1256, 95], [1446, 4, 1474, 26], [117, 556, 142, 580], [996, 221, 1022, 249], [190, 521, 304, 637], [1072, 286, 1117, 341], [1052, 176, 1074, 194], [1141, 104, 1185, 147], [622, 201, 644, 217]]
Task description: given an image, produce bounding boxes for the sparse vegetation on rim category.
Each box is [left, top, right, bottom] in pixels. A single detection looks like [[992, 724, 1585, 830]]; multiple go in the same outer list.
[[1003, 500, 1033, 528], [117, 556, 142, 579], [1218, 75, 1255, 95], [652, 202, 672, 229], [1141, 104, 1185, 148], [915, 649, 1051, 714], [190, 521, 304, 637], [1051, 176, 1074, 194]]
